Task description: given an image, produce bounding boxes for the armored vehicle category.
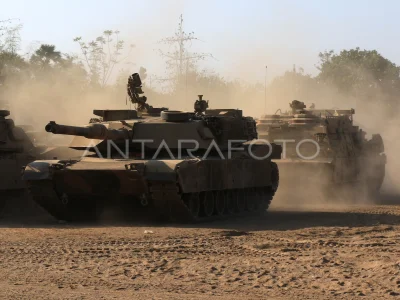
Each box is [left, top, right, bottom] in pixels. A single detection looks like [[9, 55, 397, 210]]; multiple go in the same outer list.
[[23, 73, 282, 222], [257, 110, 291, 140], [0, 109, 85, 217], [0, 109, 37, 215], [256, 100, 386, 200]]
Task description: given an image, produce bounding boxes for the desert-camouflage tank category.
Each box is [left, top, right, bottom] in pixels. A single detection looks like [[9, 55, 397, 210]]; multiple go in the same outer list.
[[0, 109, 37, 215], [0, 75, 83, 217], [0, 109, 85, 217], [256, 100, 386, 200], [22, 73, 282, 222]]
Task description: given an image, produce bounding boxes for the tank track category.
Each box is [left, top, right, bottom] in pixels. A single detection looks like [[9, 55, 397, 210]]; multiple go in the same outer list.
[[26, 163, 279, 223], [148, 183, 274, 223], [27, 181, 105, 222], [148, 161, 280, 223]]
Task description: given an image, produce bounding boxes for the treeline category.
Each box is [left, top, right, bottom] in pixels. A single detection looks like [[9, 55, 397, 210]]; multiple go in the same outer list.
[[0, 18, 399, 128]]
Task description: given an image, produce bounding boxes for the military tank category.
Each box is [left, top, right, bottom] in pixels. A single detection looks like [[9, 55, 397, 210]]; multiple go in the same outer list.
[[22, 73, 282, 223], [0, 75, 85, 217], [0, 109, 86, 217], [257, 109, 292, 140], [0, 109, 38, 215], [256, 100, 386, 200]]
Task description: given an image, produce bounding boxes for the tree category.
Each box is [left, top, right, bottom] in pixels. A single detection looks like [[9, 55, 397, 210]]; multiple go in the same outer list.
[[74, 30, 134, 87], [268, 67, 317, 104], [157, 14, 214, 90], [0, 19, 22, 53], [30, 44, 62, 68], [317, 48, 400, 108], [28, 44, 87, 85], [0, 19, 24, 77], [0, 51, 27, 72]]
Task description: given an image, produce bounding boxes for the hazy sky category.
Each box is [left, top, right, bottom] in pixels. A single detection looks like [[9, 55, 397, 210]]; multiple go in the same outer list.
[[1, 0, 399, 83]]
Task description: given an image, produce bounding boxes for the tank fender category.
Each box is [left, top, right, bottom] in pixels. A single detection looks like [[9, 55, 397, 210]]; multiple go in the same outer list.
[[144, 160, 181, 182], [176, 158, 273, 194], [22, 160, 61, 181]]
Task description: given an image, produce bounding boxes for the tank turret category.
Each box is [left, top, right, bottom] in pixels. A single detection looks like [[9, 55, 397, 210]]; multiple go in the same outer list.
[[0, 110, 34, 153], [43, 98, 272, 156]]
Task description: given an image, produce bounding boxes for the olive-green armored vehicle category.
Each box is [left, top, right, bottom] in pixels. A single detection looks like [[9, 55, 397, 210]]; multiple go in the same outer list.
[[256, 100, 386, 199], [23, 73, 282, 222]]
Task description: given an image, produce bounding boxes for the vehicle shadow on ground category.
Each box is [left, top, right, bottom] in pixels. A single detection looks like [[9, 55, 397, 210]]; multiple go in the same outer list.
[[1, 193, 399, 231], [1, 207, 400, 232], [378, 192, 400, 205]]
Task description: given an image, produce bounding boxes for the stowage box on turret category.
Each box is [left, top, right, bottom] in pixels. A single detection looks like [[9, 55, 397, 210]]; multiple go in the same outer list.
[[22, 73, 282, 222]]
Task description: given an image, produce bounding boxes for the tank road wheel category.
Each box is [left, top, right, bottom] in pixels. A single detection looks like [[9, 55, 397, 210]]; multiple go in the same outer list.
[[225, 190, 236, 214], [214, 190, 226, 216], [254, 188, 264, 209], [200, 191, 214, 217], [183, 193, 200, 219], [236, 189, 246, 213], [246, 188, 257, 212]]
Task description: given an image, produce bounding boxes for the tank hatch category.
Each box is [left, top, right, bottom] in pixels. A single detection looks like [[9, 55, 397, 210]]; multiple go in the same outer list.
[[93, 109, 139, 122], [0, 110, 10, 118]]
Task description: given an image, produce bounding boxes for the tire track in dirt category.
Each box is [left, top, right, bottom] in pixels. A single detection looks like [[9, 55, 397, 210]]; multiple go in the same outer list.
[[1, 205, 400, 299]]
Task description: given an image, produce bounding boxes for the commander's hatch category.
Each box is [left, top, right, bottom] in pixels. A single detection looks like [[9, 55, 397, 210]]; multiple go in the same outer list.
[[205, 109, 243, 118], [93, 109, 140, 122]]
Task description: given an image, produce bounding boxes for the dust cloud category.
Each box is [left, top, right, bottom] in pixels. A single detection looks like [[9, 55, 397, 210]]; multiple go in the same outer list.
[[1, 43, 399, 204]]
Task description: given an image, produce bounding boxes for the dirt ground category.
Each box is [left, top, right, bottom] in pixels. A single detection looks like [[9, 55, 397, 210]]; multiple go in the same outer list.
[[1, 195, 400, 300]]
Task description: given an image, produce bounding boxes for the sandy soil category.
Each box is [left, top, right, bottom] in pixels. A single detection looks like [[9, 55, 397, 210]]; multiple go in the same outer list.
[[1, 197, 400, 299]]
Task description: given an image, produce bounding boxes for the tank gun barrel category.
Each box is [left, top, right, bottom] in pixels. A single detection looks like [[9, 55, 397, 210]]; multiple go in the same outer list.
[[45, 121, 131, 140]]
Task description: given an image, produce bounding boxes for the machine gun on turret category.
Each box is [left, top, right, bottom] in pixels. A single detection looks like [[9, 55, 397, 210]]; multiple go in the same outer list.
[[194, 95, 209, 116], [127, 73, 168, 116], [289, 100, 307, 114], [127, 73, 147, 112]]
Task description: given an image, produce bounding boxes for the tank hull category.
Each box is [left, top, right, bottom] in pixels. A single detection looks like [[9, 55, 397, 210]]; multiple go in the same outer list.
[[0, 154, 34, 217], [23, 157, 279, 222], [0, 147, 84, 218], [274, 154, 386, 202]]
